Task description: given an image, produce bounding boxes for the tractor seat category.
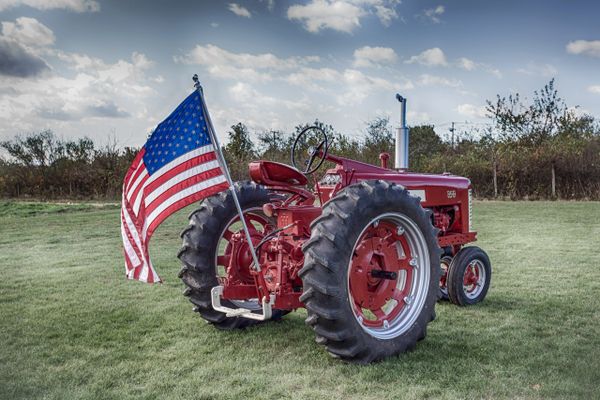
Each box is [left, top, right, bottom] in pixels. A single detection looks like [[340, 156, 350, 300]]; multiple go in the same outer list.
[[248, 161, 308, 186]]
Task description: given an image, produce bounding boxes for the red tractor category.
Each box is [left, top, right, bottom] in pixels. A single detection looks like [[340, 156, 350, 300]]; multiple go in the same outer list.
[[178, 95, 491, 363]]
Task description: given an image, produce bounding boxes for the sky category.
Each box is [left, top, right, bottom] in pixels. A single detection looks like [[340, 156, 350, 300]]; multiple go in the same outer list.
[[0, 0, 599, 147]]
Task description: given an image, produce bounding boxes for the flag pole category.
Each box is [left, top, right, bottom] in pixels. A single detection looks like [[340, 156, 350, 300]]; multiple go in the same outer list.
[[193, 75, 263, 272]]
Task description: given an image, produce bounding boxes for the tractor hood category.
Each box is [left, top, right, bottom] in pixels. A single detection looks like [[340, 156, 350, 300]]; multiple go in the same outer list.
[[325, 154, 471, 190]]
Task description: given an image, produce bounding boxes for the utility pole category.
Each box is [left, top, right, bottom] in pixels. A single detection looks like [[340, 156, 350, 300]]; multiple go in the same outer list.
[[449, 122, 455, 148]]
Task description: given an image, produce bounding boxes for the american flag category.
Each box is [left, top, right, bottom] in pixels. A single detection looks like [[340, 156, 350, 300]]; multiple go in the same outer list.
[[121, 90, 229, 283]]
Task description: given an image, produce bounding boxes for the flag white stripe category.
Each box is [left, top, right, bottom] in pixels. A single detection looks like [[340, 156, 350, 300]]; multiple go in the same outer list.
[[144, 144, 214, 187], [151, 267, 160, 283], [125, 158, 146, 192], [128, 171, 148, 216], [123, 203, 145, 259], [126, 168, 148, 201], [139, 263, 149, 282], [142, 175, 227, 239], [120, 215, 141, 266], [120, 191, 142, 267], [131, 145, 215, 216], [132, 185, 145, 216], [143, 160, 220, 206]]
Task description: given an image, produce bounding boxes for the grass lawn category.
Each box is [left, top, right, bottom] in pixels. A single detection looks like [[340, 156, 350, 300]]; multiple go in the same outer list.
[[0, 200, 599, 399]]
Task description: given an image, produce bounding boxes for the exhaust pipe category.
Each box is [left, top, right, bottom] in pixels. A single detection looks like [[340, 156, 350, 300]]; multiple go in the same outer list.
[[395, 94, 409, 170]]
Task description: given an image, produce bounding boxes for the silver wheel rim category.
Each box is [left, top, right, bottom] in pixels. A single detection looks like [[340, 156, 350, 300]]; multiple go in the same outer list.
[[346, 212, 431, 340], [463, 259, 486, 299]]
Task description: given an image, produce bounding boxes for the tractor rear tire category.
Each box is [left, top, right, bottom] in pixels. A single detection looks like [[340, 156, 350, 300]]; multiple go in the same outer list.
[[178, 181, 286, 330], [300, 180, 441, 363], [447, 246, 491, 306]]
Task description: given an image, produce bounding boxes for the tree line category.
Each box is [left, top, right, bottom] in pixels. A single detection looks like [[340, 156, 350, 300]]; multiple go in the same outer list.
[[1, 80, 599, 200]]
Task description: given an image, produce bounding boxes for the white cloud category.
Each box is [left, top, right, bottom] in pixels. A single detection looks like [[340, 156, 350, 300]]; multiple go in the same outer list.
[[487, 67, 502, 79], [175, 44, 318, 70], [457, 57, 476, 71], [288, 0, 364, 33], [406, 47, 448, 67], [338, 68, 409, 105], [517, 62, 558, 77], [422, 5, 444, 23], [286, 67, 341, 88], [45, 52, 153, 115], [417, 74, 461, 88], [0, 0, 99, 12], [353, 46, 397, 68], [230, 82, 309, 111], [176, 43, 405, 106], [174, 43, 319, 82], [406, 48, 501, 78], [374, 4, 398, 26], [455, 57, 502, 78], [566, 40, 600, 58], [285, 65, 411, 105], [218, 81, 315, 133], [457, 103, 487, 119], [0, 17, 53, 77], [0, 18, 161, 135], [407, 110, 431, 124], [228, 3, 252, 18], [261, 0, 275, 11], [210, 22, 219, 28], [287, 0, 400, 33], [588, 85, 600, 94], [1, 17, 55, 47]]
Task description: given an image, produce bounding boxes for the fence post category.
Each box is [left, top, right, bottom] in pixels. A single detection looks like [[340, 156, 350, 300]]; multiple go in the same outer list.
[[551, 162, 556, 198], [493, 159, 498, 198]]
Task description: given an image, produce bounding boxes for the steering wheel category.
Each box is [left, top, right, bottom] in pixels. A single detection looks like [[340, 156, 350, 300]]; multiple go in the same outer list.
[[291, 126, 329, 175]]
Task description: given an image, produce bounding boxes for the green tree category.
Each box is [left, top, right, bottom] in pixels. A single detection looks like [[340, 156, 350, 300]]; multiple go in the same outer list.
[[409, 125, 446, 171], [223, 123, 256, 180], [224, 123, 255, 161]]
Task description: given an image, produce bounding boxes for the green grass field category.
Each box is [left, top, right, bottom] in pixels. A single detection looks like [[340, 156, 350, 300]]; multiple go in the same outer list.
[[1, 200, 599, 399]]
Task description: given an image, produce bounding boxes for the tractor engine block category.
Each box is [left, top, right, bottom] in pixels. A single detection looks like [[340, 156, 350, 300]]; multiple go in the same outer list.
[[258, 204, 320, 309]]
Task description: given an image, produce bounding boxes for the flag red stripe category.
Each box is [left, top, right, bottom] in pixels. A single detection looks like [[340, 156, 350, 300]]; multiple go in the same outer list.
[[128, 172, 150, 213], [121, 208, 143, 269], [144, 167, 224, 217], [125, 149, 146, 192], [124, 248, 135, 273], [126, 161, 146, 196], [133, 264, 142, 280], [142, 151, 218, 195], [145, 181, 229, 239]]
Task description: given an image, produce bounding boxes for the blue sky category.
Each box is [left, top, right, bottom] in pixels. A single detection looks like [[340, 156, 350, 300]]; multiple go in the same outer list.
[[0, 0, 599, 147]]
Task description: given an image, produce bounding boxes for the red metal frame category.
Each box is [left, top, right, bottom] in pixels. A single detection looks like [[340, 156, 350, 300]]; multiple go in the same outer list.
[[220, 153, 477, 311]]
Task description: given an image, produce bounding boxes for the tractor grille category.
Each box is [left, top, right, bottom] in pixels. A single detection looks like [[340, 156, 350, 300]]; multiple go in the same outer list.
[[319, 173, 341, 186]]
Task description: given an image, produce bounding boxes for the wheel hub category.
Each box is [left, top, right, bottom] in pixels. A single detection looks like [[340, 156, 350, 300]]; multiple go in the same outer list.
[[463, 260, 482, 294], [348, 221, 416, 329]]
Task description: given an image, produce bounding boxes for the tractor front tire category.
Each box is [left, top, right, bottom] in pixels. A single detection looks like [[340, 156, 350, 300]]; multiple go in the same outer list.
[[178, 181, 285, 329], [447, 246, 491, 306], [300, 180, 441, 363]]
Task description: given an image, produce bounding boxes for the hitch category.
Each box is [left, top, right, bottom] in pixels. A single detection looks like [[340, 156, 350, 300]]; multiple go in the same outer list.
[[210, 286, 276, 321]]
